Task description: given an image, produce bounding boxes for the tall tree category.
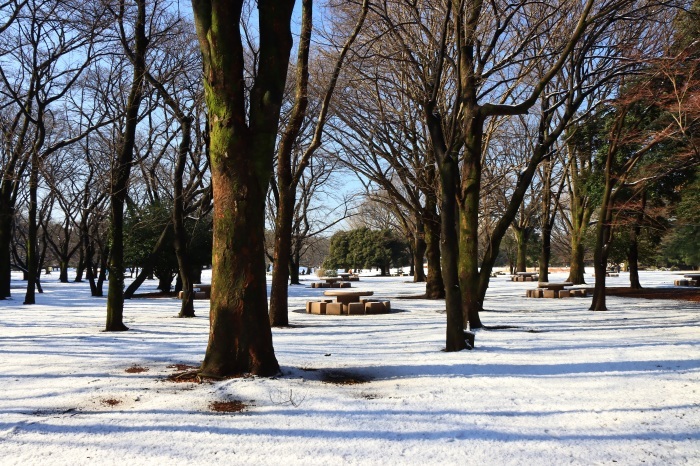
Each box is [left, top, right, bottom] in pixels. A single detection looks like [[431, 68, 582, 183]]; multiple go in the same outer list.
[[191, 0, 295, 377], [105, 0, 148, 330], [268, 0, 369, 327]]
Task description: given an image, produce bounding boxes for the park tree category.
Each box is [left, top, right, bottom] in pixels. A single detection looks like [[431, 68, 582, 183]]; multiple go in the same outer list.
[[268, 0, 369, 327], [105, 0, 149, 330], [191, 0, 296, 377]]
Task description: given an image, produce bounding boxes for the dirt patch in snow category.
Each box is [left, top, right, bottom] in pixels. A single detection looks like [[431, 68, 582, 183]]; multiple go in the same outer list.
[[606, 287, 700, 302], [125, 365, 149, 373], [210, 400, 247, 413], [101, 398, 121, 407], [322, 371, 371, 385]]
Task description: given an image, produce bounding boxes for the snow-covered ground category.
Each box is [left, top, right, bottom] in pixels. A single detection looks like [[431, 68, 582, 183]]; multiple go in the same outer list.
[[0, 269, 698, 465]]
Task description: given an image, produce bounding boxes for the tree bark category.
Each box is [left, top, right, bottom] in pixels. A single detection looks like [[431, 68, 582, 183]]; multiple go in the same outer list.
[[106, 0, 148, 331], [0, 200, 12, 299], [24, 151, 39, 305], [194, 0, 295, 377], [413, 220, 427, 282], [423, 207, 444, 299]]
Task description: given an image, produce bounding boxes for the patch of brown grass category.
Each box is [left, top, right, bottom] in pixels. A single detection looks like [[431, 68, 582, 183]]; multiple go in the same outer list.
[[101, 398, 121, 406], [606, 287, 700, 302], [210, 400, 247, 413], [125, 365, 149, 373]]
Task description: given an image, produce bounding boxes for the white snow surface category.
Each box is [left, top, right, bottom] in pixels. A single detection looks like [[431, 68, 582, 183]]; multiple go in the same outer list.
[[1, 270, 699, 465]]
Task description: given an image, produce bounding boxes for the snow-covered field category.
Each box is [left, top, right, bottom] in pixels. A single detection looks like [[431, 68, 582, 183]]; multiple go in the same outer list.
[[0, 269, 698, 465]]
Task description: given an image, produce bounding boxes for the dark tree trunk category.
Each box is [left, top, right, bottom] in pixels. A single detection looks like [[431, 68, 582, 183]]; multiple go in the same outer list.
[[423, 208, 444, 299], [106, 0, 147, 331], [157, 273, 174, 293], [269, 185, 294, 327], [458, 114, 485, 330], [628, 192, 645, 289], [24, 154, 39, 305], [413, 221, 427, 282], [59, 261, 69, 283], [539, 226, 552, 283], [172, 116, 195, 317], [0, 204, 12, 299], [289, 251, 300, 285], [74, 245, 85, 282]]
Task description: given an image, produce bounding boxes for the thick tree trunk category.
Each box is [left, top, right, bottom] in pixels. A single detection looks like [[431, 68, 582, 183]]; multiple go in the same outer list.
[[200, 163, 279, 376], [194, 0, 295, 378], [458, 119, 484, 330], [567, 235, 587, 284]]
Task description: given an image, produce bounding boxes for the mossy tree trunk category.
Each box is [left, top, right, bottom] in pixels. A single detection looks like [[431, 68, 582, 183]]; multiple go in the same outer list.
[[193, 0, 296, 377]]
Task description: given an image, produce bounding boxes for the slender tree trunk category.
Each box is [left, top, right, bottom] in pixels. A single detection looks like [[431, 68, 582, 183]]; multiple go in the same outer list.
[[423, 209, 444, 299], [269, 185, 294, 327], [413, 223, 427, 282], [172, 117, 195, 317], [24, 154, 38, 305], [539, 227, 552, 282], [74, 252, 85, 282], [106, 0, 147, 331], [590, 165, 615, 311], [628, 191, 645, 289]]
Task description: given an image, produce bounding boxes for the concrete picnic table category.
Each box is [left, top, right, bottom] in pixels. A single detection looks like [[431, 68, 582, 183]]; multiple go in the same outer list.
[[511, 272, 539, 282], [337, 272, 352, 280], [537, 282, 573, 291], [683, 274, 700, 280], [318, 276, 343, 284], [323, 290, 374, 306], [527, 281, 575, 298]]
